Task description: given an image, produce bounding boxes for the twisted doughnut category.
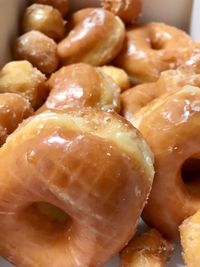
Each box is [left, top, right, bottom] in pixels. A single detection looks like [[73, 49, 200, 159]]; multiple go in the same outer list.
[[0, 108, 154, 267], [131, 85, 200, 238], [38, 63, 121, 113], [57, 8, 125, 66]]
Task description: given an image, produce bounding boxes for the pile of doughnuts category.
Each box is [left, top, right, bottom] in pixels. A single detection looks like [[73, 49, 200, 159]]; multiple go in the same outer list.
[[0, 0, 200, 266]]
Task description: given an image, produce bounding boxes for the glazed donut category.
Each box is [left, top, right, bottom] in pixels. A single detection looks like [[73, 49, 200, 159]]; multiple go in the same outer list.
[[101, 65, 130, 92], [121, 69, 200, 121], [38, 63, 121, 113], [57, 8, 125, 66], [34, 0, 69, 17], [180, 209, 200, 267], [14, 30, 59, 74], [0, 93, 33, 145], [120, 229, 173, 267], [0, 108, 154, 267], [114, 22, 196, 84], [130, 85, 200, 239], [22, 4, 65, 41], [0, 61, 47, 108], [101, 0, 142, 23]]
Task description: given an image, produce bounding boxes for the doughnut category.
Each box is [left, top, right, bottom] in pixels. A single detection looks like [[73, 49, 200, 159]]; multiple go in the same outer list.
[[34, 0, 69, 17], [14, 30, 59, 74], [0, 93, 33, 145], [38, 63, 121, 113], [120, 229, 173, 267], [57, 8, 125, 66], [101, 0, 142, 23], [101, 65, 130, 92], [22, 4, 65, 41], [114, 22, 196, 84], [0, 61, 47, 108], [180, 210, 200, 267], [130, 85, 200, 239], [121, 69, 200, 121], [0, 108, 154, 267]]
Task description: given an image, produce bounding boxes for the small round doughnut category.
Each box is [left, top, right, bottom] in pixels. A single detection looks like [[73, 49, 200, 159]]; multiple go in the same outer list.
[[101, 65, 130, 92], [101, 0, 142, 23], [22, 4, 65, 41], [39, 63, 121, 113], [0, 108, 154, 267], [120, 229, 173, 267], [114, 22, 194, 84], [131, 85, 200, 239], [0, 60, 47, 108], [180, 210, 200, 267], [0, 93, 33, 145], [57, 8, 125, 66], [34, 0, 69, 17], [121, 69, 200, 121], [14, 30, 59, 74]]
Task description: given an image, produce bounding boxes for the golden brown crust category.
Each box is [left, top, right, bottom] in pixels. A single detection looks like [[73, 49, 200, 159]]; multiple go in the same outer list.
[[114, 23, 196, 84], [101, 65, 130, 92], [120, 229, 174, 267], [180, 210, 200, 267], [121, 69, 200, 120], [22, 4, 65, 41], [0, 61, 47, 108], [101, 0, 142, 23], [129, 85, 200, 239], [34, 0, 69, 17], [38, 63, 121, 113], [0, 108, 154, 267], [0, 93, 33, 145], [57, 8, 125, 66], [14, 30, 59, 74]]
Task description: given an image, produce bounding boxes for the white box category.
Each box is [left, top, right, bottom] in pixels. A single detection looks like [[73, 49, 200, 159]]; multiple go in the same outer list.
[[0, 0, 199, 266]]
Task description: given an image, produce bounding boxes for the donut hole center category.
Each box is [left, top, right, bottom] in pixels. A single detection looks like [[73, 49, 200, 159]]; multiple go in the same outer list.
[[23, 202, 71, 236], [150, 39, 164, 50], [181, 157, 200, 197]]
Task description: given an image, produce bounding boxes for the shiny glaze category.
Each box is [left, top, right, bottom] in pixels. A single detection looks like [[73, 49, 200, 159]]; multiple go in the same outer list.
[[0, 93, 33, 145], [22, 4, 65, 41], [0, 109, 154, 267], [121, 69, 200, 121], [101, 0, 142, 23], [39, 63, 121, 113], [57, 8, 125, 66], [14, 30, 59, 74], [0, 61, 47, 108], [120, 229, 173, 267], [114, 23, 195, 84], [131, 85, 200, 238], [34, 0, 69, 17]]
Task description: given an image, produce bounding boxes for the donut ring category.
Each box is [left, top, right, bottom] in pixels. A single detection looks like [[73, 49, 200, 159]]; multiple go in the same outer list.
[[101, 0, 142, 23], [57, 8, 125, 66], [131, 85, 200, 238], [114, 23, 195, 84], [0, 108, 154, 266], [0, 93, 33, 145], [121, 69, 200, 122], [38, 63, 121, 113]]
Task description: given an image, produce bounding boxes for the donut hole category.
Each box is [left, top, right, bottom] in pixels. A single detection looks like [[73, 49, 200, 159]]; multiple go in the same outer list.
[[23, 202, 71, 236], [181, 157, 200, 197], [150, 39, 164, 50]]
